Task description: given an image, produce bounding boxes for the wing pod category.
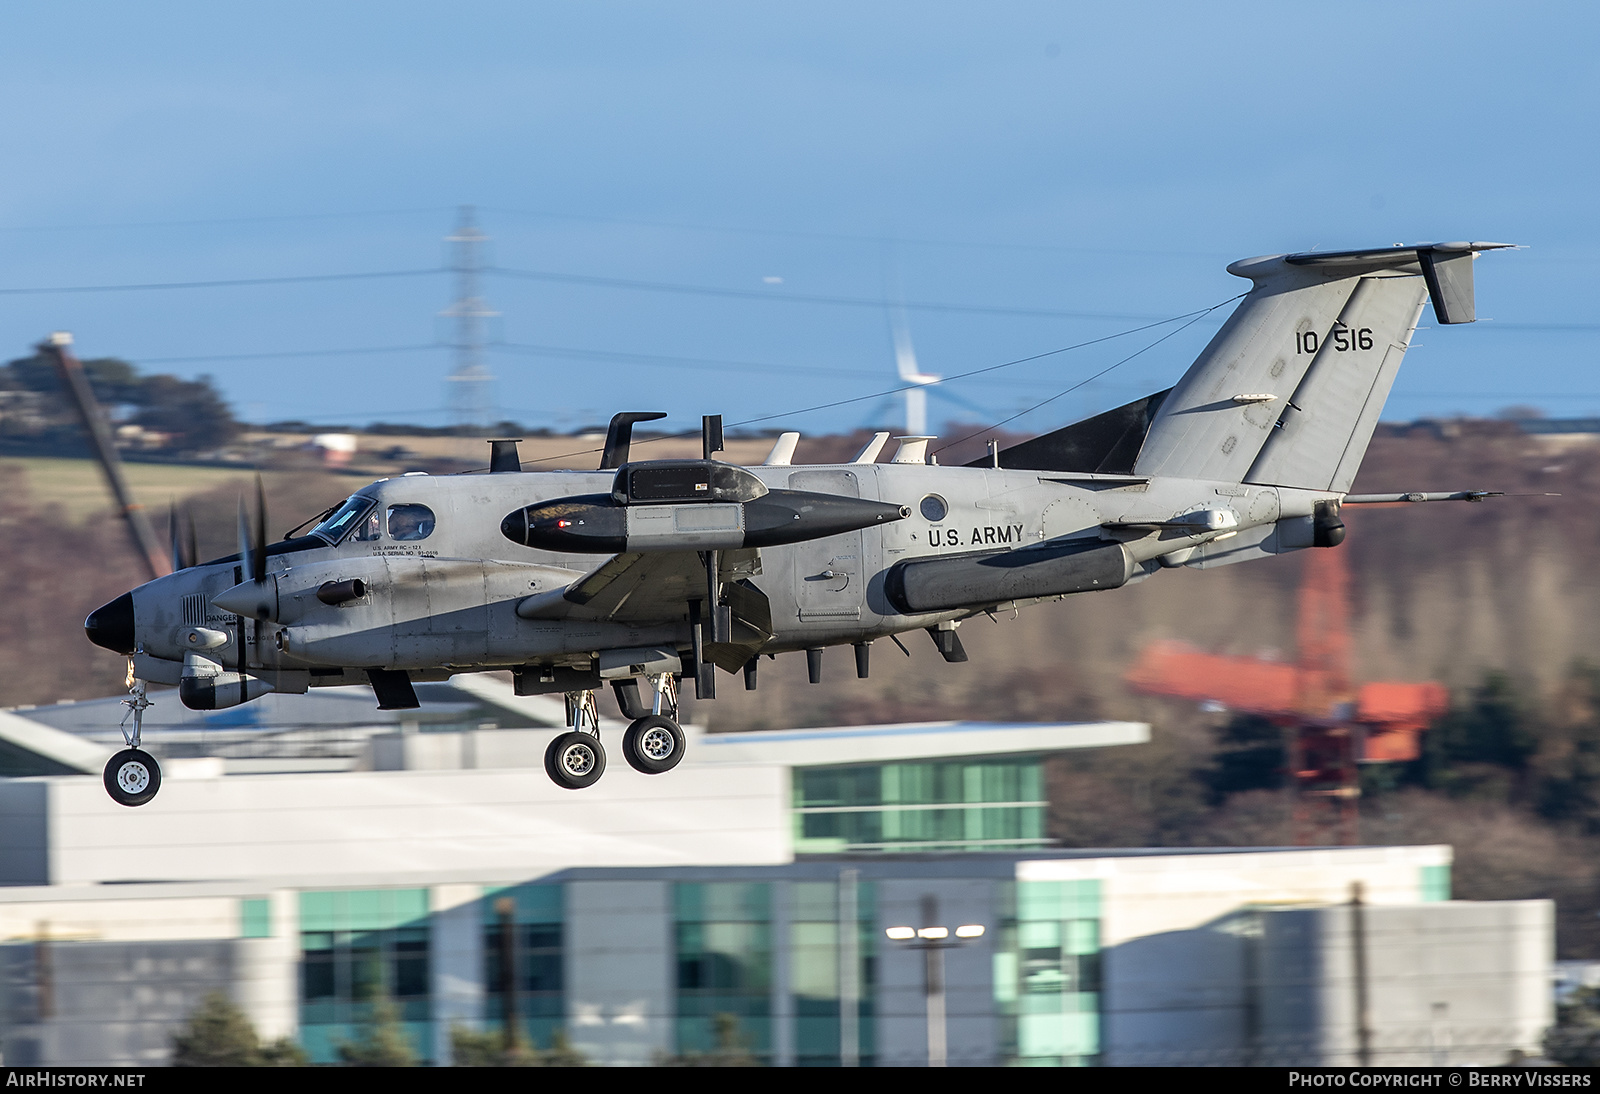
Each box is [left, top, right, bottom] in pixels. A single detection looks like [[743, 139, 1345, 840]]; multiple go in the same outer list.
[[502, 459, 908, 554], [886, 539, 1133, 614]]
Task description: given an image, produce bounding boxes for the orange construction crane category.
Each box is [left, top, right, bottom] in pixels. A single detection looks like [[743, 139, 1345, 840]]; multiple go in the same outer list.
[[1124, 544, 1447, 845]]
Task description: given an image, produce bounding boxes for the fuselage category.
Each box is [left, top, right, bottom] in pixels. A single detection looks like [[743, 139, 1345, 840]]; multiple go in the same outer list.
[[87, 460, 1339, 704]]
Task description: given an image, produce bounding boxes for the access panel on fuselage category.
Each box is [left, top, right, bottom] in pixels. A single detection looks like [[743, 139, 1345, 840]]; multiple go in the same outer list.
[[787, 469, 867, 625]]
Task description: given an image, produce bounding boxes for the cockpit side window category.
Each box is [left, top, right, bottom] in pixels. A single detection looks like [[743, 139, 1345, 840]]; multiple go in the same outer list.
[[311, 496, 377, 545], [387, 504, 435, 541], [354, 508, 384, 541]]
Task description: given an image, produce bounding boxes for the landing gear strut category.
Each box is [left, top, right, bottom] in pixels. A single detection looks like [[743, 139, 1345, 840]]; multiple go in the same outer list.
[[541, 675, 687, 789], [623, 674, 685, 775], [104, 680, 161, 807], [545, 690, 606, 790]]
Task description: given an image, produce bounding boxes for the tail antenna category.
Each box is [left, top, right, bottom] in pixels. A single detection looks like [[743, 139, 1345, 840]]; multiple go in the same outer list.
[[702, 415, 724, 461]]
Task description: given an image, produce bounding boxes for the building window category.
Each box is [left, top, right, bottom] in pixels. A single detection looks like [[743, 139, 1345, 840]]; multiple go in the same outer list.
[[674, 882, 772, 1061], [298, 888, 431, 1064], [1420, 864, 1451, 902], [240, 898, 271, 939], [995, 879, 1101, 1066], [482, 883, 565, 1050], [793, 757, 1048, 853], [790, 878, 877, 1066]]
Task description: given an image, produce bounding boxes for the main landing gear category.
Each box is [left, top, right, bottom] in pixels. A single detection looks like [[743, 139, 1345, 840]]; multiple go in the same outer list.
[[543, 674, 686, 790], [104, 681, 162, 807]]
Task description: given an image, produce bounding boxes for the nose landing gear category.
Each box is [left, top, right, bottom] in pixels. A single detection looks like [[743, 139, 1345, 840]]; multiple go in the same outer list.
[[543, 674, 686, 788], [105, 749, 161, 807], [104, 680, 161, 807]]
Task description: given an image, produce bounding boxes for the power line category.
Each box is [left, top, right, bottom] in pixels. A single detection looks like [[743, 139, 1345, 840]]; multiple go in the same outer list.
[[486, 264, 1167, 321], [490, 341, 1066, 390], [517, 298, 1232, 467], [1469, 322, 1600, 332], [492, 341, 872, 379], [88, 335, 1072, 392], [0, 268, 443, 296], [483, 204, 1231, 260], [932, 298, 1235, 455], [725, 297, 1239, 433], [132, 344, 440, 366], [0, 260, 1175, 323], [4, 254, 1587, 336], [0, 206, 452, 235]]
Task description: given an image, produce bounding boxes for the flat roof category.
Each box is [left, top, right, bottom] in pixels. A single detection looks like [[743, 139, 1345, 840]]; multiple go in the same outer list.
[[694, 719, 1149, 766], [0, 844, 1452, 901]]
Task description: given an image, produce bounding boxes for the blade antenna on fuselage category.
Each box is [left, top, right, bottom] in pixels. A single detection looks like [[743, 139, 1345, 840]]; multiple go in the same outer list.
[[599, 412, 668, 470]]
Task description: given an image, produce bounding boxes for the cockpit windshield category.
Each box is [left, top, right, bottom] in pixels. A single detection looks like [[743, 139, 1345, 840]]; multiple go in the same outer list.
[[311, 495, 377, 544]]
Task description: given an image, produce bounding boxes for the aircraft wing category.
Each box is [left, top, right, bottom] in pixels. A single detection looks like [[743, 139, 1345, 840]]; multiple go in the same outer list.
[[521, 548, 764, 628], [562, 550, 704, 624]]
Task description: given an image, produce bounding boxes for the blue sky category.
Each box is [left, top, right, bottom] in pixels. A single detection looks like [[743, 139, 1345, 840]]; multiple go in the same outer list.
[[0, 2, 1592, 437]]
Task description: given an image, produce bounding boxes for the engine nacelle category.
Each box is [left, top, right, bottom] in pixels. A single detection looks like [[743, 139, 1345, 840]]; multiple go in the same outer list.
[[178, 651, 276, 711]]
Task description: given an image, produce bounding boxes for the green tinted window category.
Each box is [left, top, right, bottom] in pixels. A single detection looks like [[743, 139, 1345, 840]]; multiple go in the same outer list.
[[297, 888, 433, 1064], [1420, 864, 1451, 902], [240, 898, 271, 939], [794, 757, 1048, 853], [483, 883, 567, 1051], [996, 879, 1102, 1065], [674, 882, 772, 1061], [789, 879, 877, 1066]]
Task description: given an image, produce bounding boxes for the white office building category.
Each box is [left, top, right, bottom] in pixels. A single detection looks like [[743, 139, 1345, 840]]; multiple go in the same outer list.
[[0, 683, 1553, 1066]]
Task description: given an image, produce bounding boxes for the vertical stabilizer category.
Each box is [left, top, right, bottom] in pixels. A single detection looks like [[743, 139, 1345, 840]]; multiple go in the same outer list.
[[1133, 243, 1511, 489]]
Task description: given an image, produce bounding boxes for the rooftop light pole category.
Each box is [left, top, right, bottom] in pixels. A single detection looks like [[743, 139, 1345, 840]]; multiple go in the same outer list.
[[884, 895, 985, 1067]]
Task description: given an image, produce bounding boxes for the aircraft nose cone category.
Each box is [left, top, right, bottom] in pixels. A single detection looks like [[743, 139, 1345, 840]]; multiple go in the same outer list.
[[85, 592, 136, 655]]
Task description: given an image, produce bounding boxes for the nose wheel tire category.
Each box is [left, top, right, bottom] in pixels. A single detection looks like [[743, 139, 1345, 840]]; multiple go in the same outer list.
[[104, 749, 161, 807], [622, 716, 686, 775], [544, 731, 606, 790]]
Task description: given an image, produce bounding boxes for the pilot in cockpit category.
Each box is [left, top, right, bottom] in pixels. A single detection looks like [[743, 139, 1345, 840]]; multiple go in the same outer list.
[[387, 504, 435, 541]]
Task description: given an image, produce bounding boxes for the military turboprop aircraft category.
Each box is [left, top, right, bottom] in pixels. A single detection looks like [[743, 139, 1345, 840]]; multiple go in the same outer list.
[[84, 241, 1512, 805]]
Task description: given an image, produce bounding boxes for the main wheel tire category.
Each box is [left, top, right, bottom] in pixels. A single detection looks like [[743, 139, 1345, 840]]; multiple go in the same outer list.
[[622, 716, 686, 775], [544, 731, 606, 789], [104, 748, 161, 807]]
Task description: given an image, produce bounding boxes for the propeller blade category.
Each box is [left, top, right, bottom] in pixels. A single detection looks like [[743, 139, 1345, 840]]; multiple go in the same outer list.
[[252, 474, 268, 585], [237, 495, 253, 580], [184, 505, 198, 571], [238, 615, 248, 706], [169, 504, 183, 571]]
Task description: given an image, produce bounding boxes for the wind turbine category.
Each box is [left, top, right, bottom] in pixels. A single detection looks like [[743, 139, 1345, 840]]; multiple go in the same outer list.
[[875, 240, 990, 438], [889, 301, 941, 436]]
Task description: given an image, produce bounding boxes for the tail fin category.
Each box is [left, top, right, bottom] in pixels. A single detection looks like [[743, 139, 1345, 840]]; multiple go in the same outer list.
[[1133, 242, 1512, 490]]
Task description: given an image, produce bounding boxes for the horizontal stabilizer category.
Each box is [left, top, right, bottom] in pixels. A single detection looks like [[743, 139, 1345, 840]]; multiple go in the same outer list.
[[1284, 241, 1514, 325]]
